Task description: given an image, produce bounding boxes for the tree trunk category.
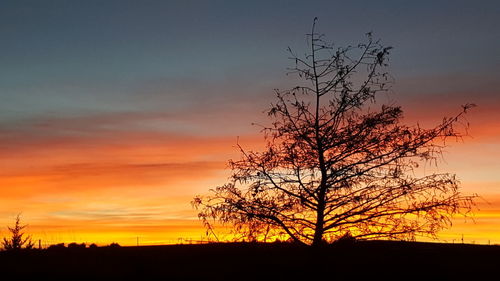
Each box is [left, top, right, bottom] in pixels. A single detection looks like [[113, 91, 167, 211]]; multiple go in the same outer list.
[[312, 144, 328, 246], [312, 202, 325, 246]]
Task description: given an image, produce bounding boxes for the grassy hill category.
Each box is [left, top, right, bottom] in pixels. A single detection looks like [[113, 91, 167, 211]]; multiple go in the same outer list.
[[0, 240, 498, 280]]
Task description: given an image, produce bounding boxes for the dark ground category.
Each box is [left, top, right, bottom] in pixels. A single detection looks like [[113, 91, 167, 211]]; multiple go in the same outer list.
[[0, 241, 498, 280]]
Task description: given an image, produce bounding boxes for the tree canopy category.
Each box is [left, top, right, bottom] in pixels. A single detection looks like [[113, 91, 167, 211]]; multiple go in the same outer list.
[[2, 214, 34, 251], [193, 19, 476, 246]]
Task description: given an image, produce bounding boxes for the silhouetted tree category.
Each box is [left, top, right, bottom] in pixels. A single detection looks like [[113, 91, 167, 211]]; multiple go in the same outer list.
[[193, 19, 476, 246], [2, 214, 34, 251]]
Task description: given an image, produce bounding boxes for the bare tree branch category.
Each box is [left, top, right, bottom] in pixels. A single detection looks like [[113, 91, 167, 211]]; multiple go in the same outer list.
[[193, 19, 476, 246]]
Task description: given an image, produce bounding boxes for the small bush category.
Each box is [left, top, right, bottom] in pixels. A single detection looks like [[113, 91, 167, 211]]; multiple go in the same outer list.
[[47, 243, 66, 250], [108, 242, 121, 248], [333, 233, 357, 246], [68, 242, 86, 249]]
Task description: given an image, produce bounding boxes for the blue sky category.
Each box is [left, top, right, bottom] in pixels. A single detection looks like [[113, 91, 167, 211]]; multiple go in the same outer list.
[[1, 0, 498, 124]]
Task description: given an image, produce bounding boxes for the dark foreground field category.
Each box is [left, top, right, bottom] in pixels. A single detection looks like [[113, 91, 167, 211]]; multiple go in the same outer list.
[[0, 241, 499, 280]]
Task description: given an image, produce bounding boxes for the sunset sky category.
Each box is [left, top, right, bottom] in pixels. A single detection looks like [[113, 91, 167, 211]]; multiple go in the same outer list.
[[1, 0, 499, 246]]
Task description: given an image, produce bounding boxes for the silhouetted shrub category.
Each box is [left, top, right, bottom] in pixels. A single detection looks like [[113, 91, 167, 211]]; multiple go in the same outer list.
[[89, 243, 98, 249], [2, 214, 34, 251], [108, 242, 121, 248], [333, 232, 357, 247], [47, 243, 66, 250], [68, 242, 86, 249]]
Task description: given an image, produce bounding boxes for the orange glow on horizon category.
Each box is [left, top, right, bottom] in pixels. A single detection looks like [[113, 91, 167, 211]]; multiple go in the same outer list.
[[0, 106, 499, 247]]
